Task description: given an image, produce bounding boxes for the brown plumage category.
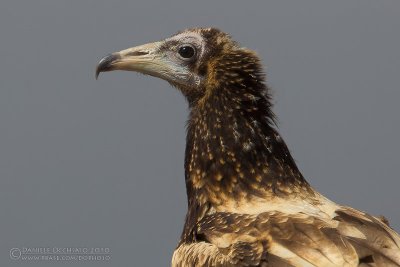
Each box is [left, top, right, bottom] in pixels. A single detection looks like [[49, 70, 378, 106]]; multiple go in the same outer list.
[[96, 28, 400, 266]]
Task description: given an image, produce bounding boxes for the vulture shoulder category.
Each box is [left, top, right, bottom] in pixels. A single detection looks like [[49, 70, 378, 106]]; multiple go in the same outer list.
[[172, 208, 400, 267]]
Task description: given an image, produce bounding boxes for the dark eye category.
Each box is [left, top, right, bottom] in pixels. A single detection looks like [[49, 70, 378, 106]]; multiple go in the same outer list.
[[178, 45, 195, 59]]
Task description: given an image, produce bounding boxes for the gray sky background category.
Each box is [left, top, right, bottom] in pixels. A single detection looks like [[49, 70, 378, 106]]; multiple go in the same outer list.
[[1, 1, 399, 266]]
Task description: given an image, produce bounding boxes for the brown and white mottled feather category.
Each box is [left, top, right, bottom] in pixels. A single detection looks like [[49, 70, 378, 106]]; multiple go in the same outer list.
[[96, 27, 400, 267], [173, 208, 400, 266], [171, 28, 400, 267]]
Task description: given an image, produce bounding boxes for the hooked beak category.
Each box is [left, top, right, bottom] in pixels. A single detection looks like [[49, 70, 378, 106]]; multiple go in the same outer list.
[[95, 41, 163, 79]]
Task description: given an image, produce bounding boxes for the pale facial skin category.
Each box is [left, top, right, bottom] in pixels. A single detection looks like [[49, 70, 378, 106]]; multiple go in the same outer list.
[[96, 31, 209, 90]]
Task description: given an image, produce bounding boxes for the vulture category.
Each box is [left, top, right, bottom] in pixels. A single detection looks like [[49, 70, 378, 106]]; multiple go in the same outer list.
[[96, 28, 400, 266]]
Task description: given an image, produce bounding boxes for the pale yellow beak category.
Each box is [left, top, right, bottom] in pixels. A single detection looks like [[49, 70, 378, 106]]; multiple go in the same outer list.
[[95, 41, 165, 79]]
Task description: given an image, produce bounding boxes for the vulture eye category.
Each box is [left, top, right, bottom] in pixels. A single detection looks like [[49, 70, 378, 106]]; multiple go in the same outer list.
[[178, 45, 196, 59]]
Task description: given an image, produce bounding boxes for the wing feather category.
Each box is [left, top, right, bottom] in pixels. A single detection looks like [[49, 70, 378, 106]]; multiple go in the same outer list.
[[173, 208, 400, 266]]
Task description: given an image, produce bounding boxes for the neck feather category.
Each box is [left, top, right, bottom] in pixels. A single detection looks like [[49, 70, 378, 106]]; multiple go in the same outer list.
[[185, 74, 311, 210], [179, 50, 315, 242]]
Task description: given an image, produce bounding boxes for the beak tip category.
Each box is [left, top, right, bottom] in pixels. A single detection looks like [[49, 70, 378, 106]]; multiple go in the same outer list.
[[95, 68, 100, 80], [95, 53, 120, 80]]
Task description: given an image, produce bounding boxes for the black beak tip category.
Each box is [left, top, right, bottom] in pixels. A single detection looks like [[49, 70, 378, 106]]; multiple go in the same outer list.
[[95, 68, 101, 80], [95, 53, 120, 80]]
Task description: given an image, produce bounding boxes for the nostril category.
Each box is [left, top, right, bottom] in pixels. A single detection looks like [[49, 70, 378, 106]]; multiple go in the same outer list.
[[127, 51, 149, 56]]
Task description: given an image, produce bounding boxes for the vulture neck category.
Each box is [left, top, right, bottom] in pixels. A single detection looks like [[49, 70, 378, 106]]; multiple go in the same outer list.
[[184, 78, 313, 212]]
